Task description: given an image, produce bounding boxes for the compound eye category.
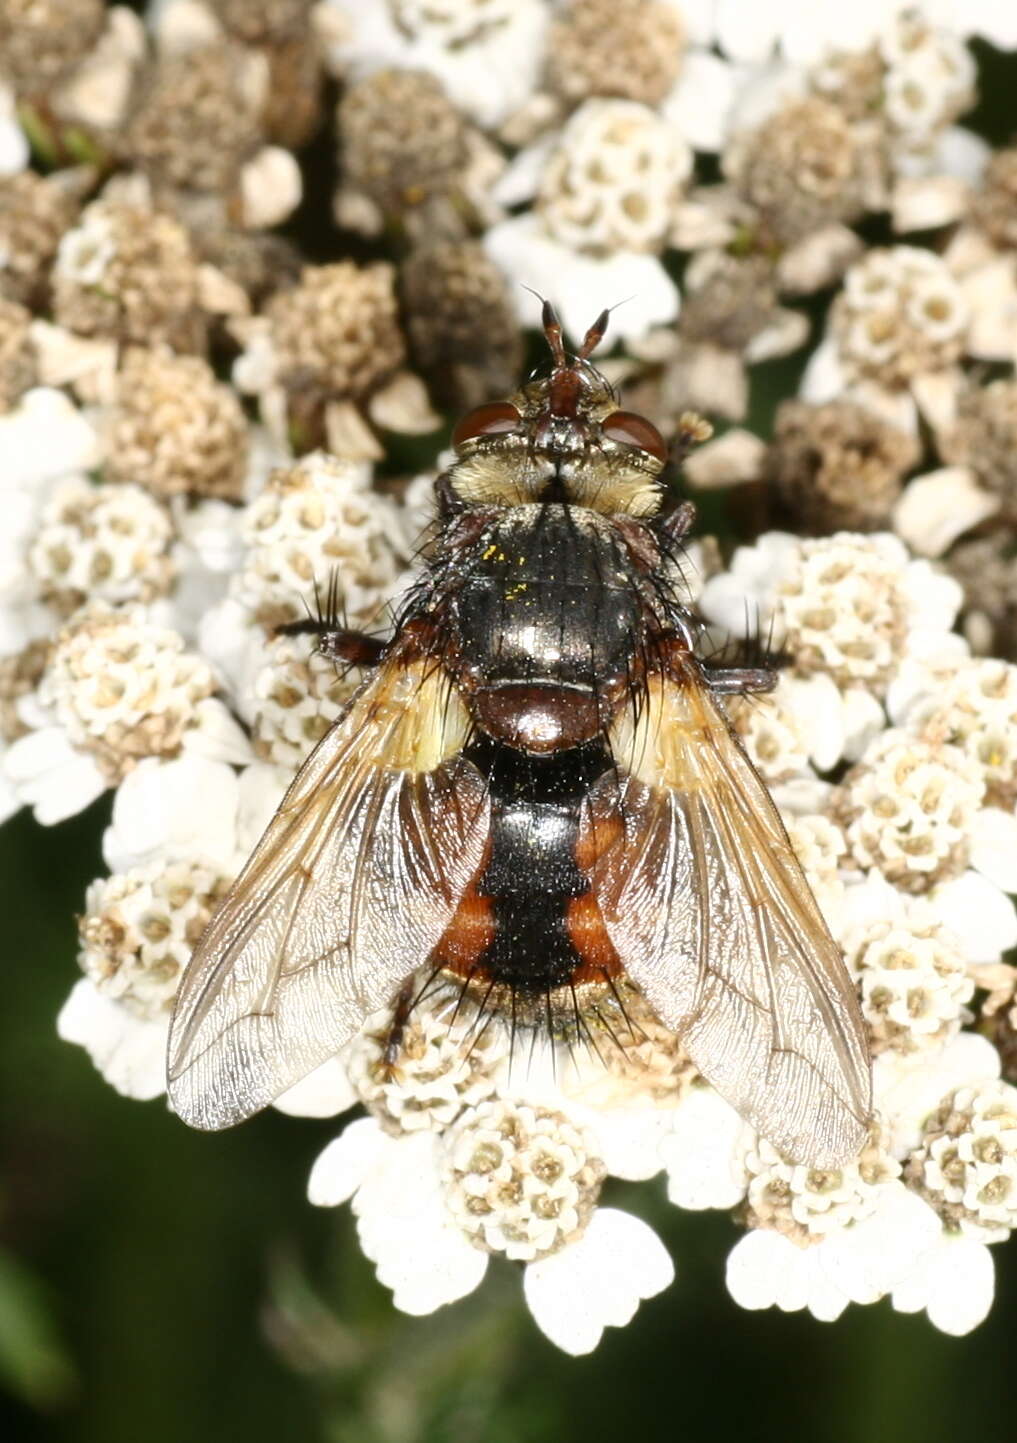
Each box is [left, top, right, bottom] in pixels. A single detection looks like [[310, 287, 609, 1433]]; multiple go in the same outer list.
[[452, 401, 522, 449], [601, 409, 669, 464]]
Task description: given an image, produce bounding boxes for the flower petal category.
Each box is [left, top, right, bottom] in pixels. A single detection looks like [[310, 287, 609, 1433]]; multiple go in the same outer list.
[[523, 1208, 674, 1355], [3, 728, 107, 824], [103, 756, 240, 872], [969, 808, 1017, 894], [819, 1186, 942, 1303], [484, 215, 680, 345], [57, 979, 168, 1100], [662, 1089, 749, 1210], [928, 869, 1017, 963], [354, 1131, 488, 1316], [726, 1229, 845, 1317], [181, 698, 255, 767], [873, 1031, 1001, 1159], [0, 387, 99, 488], [892, 1234, 995, 1337], [663, 50, 739, 153], [308, 1117, 388, 1207], [275, 1057, 358, 1119], [579, 1104, 670, 1182]]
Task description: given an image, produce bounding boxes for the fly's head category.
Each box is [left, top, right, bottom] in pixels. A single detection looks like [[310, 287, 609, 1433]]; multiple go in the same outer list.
[[444, 300, 670, 518]]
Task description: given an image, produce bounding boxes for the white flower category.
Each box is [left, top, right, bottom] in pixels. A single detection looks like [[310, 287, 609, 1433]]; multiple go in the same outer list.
[[77, 858, 231, 1019], [907, 1078, 1017, 1241], [891, 1231, 995, 1335], [442, 1099, 605, 1262], [232, 451, 408, 627], [661, 1086, 751, 1210], [699, 534, 962, 742], [54, 207, 118, 289], [784, 813, 850, 940], [891, 466, 999, 559], [521, 1208, 673, 1356], [704, 0, 1008, 68], [238, 146, 302, 230], [879, 14, 976, 152], [850, 901, 971, 1033], [297, 984, 681, 1349], [0, 391, 102, 658], [0, 388, 99, 494], [3, 724, 108, 825], [309, 1109, 672, 1353], [726, 1183, 942, 1321], [889, 654, 1017, 807], [58, 853, 232, 1098], [249, 631, 360, 770], [27, 477, 175, 610], [805, 247, 974, 433], [344, 1000, 509, 1135], [661, 48, 743, 153], [0, 82, 29, 176], [102, 755, 256, 873], [534, 100, 692, 255], [3, 602, 244, 822], [705, 0, 891, 64], [872, 1029, 1002, 1159], [317, 0, 549, 130], [727, 670, 843, 779], [927, 868, 1017, 964], [57, 978, 169, 1102], [835, 727, 985, 889], [484, 213, 680, 346], [57, 752, 284, 1099], [272, 1058, 359, 1119]]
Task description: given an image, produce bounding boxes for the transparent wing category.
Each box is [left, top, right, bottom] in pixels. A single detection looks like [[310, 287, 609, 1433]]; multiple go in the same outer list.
[[167, 656, 488, 1130], [588, 662, 871, 1167]]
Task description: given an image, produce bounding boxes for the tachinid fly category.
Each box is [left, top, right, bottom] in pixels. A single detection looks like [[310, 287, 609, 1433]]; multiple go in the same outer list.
[[167, 303, 872, 1167]]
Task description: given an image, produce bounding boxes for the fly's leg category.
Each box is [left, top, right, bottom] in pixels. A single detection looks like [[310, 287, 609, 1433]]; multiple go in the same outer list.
[[275, 571, 387, 667], [380, 978, 417, 1077], [706, 665, 779, 696], [275, 618, 386, 667]]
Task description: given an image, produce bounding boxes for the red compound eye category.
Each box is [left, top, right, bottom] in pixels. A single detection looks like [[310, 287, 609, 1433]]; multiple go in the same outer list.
[[601, 410, 669, 463], [452, 401, 522, 449]]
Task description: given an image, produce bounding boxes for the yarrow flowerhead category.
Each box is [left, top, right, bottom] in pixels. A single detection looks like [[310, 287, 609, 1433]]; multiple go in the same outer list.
[[907, 1081, 1017, 1242], [723, 96, 873, 247], [537, 99, 692, 256], [78, 860, 232, 1021], [249, 632, 359, 771], [771, 400, 920, 533], [834, 729, 985, 891], [52, 199, 206, 353], [831, 246, 969, 389], [846, 909, 973, 1054], [442, 1100, 606, 1262], [344, 996, 508, 1135], [741, 1131, 900, 1244], [233, 451, 408, 627], [27, 478, 175, 612], [338, 68, 469, 221], [102, 348, 250, 502], [545, 0, 686, 109], [37, 602, 217, 784], [6, 0, 1017, 1363]]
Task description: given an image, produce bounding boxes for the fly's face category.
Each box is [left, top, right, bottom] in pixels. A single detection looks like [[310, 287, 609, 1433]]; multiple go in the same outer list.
[[446, 303, 670, 517]]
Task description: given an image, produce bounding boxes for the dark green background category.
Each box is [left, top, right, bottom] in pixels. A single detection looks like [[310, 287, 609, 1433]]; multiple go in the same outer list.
[[5, 13, 1017, 1443]]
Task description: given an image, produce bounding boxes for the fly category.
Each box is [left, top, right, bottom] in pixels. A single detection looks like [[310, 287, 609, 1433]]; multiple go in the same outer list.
[[167, 303, 872, 1168]]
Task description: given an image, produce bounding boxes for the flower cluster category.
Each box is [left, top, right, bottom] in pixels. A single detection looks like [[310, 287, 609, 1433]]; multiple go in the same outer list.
[[3, 0, 1017, 1358]]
